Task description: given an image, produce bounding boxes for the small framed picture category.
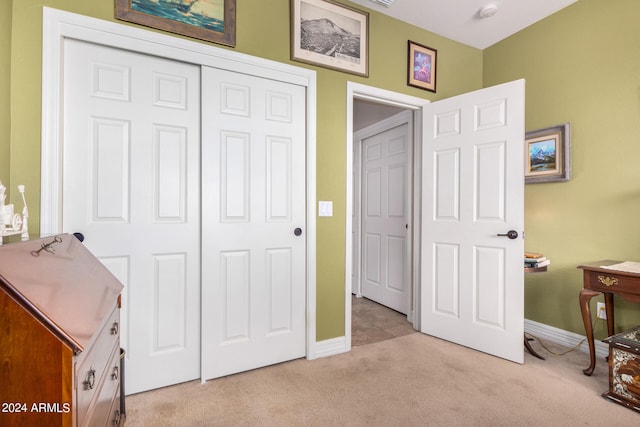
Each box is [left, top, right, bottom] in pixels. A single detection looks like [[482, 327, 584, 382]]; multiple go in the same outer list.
[[525, 123, 572, 184], [290, 0, 369, 77], [408, 40, 437, 92]]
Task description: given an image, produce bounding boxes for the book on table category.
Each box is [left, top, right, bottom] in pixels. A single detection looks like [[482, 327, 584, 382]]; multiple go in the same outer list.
[[524, 251, 545, 259], [525, 259, 550, 268]]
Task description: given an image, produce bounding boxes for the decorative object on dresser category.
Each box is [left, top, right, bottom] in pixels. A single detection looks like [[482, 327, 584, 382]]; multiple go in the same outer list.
[[0, 180, 29, 244], [602, 326, 640, 413], [0, 234, 125, 426]]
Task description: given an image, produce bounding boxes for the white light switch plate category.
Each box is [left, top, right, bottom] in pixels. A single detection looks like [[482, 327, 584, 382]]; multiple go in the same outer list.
[[318, 201, 333, 217]]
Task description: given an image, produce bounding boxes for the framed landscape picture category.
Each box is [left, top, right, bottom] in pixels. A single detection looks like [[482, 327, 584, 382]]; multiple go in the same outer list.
[[115, 0, 236, 47], [408, 40, 437, 92], [525, 123, 572, 184], [291, 0, 369, 77]]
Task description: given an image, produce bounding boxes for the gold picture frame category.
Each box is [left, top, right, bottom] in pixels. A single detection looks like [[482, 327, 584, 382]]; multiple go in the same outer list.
[[525, 123, 572, 184], [290, 0, 369, 77], [115, 0, 236, 47], [408, 40, 437, 92]]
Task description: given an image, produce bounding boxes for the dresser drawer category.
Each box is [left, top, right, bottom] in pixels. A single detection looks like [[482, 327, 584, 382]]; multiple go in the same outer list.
[[83, 344, 122, 427], [586, 271, 640, 293], [106, 386, 124, 427], [76, 305, 120, 426]]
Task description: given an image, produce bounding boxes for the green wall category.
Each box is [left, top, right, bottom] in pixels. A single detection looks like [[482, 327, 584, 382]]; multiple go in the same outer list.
[[484, 0, 640, 338], [3, 0, 482, 341], [0, 0, 11, 186]]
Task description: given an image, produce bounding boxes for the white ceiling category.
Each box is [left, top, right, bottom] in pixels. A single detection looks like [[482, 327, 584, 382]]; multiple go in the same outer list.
[[348, 0, 578, 49]]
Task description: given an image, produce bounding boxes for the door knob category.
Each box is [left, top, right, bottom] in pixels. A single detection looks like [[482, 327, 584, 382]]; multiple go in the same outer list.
[[294, 227, 303, 236], [497, 230, 518, 239]]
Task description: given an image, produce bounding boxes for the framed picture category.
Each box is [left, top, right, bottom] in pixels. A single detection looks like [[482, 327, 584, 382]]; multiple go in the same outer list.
[[408, 40, 437, 92], [525, 123, 572, 184], [115, 0, 236, 47], [290, 0, 369, 77]]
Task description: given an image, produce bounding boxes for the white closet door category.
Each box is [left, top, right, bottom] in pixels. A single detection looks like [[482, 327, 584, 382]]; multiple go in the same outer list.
[[62, 39, 202, 394], [201, 66, 307, 380]]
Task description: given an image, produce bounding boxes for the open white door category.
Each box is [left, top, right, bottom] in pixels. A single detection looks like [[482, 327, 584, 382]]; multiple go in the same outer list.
[[421, 80, 525, 363], [361, 121, 411, 314]]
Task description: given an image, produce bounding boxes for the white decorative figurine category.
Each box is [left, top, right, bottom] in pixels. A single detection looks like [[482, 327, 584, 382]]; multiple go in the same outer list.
[[0, 181, 29, 245]]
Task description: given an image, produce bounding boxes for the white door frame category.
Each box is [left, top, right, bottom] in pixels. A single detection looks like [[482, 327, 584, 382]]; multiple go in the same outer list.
[[40, 7, 319, 359], [345, 82, 429, 349]]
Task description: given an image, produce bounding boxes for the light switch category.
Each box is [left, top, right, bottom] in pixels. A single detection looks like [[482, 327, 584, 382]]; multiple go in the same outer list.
[[318, 201, 333, 217]]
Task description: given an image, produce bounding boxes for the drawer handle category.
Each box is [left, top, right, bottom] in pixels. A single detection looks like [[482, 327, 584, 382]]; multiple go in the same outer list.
[[597, 275, 618, 287], [112, 409, 121, 425], [112, 366, 119, 381], [111, 322, 119, 335], [83, 369, 96, 390]]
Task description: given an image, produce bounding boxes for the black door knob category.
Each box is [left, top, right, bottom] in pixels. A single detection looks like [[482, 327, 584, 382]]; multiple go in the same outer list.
[[497, 230, 518, 239], [294, 228, 303, 236]]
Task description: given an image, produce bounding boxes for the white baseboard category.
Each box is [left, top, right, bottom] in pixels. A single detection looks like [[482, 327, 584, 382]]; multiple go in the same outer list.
[[313, 336, 348, 359], [525, 318, 608, 359], [313, 320, 609, 361]]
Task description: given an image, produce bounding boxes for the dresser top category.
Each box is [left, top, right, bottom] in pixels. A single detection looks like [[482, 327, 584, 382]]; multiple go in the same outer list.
[[0, 234, 123, 352]]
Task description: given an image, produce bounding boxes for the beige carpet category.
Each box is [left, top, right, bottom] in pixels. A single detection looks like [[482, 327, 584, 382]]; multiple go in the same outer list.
[[125, 333, 639, 426]]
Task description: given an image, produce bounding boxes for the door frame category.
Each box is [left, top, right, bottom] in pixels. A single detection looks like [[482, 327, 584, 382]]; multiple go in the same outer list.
[[345, 82, 429, 349], [40, 8, 319, 359], [352, 110, 413, 315]]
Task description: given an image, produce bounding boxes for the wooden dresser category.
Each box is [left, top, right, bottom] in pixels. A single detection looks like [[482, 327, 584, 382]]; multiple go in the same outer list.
[[0, 234, 124, 426]]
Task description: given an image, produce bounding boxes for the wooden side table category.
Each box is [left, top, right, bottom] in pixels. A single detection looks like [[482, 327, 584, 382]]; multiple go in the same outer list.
[[578, 261, 640, 375]]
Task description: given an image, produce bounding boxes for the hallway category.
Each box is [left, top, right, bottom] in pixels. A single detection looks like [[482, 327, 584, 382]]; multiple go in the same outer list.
[[351, 295, 415, 347]]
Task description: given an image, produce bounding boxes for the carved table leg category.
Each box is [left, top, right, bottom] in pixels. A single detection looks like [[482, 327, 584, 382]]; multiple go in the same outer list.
[[579, 288, 601, 375], [524, 334, 545, 360]]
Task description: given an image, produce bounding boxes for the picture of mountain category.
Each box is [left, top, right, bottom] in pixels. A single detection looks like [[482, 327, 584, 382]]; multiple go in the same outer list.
[[292, 0, 368, 76], [299, 1, 361, 63], [529, 138, 557, 172]]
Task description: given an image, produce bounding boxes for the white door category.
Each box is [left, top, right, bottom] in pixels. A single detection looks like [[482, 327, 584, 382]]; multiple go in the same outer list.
[[421, 80, 525, 363], [201, 67, 307, 380], [361, 122, 410, 314], [62, 39, 202, 393]]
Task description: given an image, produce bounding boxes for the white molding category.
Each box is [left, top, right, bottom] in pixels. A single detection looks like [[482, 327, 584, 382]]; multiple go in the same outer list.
[[314, 336, 348, 359], [314, 320, 608, 362], [41, 7, 318, 359], [524, 319, 608, 360], [345, 82, 429, 351]]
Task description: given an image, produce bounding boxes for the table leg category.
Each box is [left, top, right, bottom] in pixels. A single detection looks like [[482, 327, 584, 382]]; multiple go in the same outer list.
[[579, 288, 601, 375], [604, 292, 614, 336], [524, 334, 545, 360]]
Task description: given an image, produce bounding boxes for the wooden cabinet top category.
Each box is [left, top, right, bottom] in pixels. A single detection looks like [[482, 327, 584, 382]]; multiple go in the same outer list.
[[0, 234, 123, 353]]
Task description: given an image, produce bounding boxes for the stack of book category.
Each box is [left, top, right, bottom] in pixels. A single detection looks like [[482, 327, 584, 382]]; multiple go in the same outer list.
[[525, 252, 550, 268]]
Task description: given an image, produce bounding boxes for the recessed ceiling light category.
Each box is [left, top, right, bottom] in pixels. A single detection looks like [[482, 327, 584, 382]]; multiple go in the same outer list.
[[369, 0, 396, 7], [479, 3, 498, 18]]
